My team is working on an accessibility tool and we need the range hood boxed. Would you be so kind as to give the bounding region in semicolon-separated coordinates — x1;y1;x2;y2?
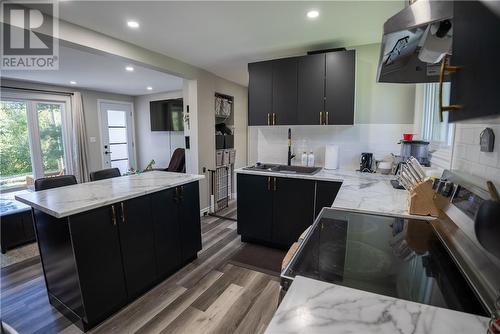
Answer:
377;0;453;83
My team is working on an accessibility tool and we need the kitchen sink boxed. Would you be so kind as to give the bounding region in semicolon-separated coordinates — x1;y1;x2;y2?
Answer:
243;164;321;175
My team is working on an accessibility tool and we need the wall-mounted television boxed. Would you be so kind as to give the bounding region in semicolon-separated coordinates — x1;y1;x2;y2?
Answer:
150;98;184;131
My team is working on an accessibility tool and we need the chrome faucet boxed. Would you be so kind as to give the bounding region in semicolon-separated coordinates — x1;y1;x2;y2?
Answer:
287;128;295;166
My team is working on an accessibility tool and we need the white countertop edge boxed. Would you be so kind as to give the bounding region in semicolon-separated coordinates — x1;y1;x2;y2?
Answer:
265;275;489;334
327;206;436;221
15;174;205;219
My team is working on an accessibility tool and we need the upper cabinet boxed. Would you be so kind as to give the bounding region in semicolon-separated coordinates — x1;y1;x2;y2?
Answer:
248;50;356;126
325;50;355;125
248;61;273;126
447;1;500;122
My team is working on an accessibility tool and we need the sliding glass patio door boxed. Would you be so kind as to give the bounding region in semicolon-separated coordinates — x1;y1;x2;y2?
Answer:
0;95;70;191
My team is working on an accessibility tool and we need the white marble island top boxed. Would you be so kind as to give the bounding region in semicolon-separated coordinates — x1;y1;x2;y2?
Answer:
236;168;434;220
265;276;489;334
15;171;204;218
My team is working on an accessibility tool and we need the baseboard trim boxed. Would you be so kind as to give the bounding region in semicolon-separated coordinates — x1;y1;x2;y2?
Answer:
200;206;210;217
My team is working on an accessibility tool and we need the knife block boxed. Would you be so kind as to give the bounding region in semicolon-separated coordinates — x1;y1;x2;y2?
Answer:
407;179;446;217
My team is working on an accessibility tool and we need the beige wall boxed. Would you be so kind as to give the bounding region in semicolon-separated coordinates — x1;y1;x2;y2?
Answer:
1;79;133;173
353;43;416;124
133;90;184;170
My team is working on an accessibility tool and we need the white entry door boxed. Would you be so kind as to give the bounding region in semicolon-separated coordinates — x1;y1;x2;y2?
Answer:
99;101;135;174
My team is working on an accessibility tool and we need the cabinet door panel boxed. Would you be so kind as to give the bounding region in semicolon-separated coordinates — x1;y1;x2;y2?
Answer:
69;206;127;322
248;61;273;126
449;1;500;122
237;174;273;242
118;196;157;298
298;54;325;125
178;182;202;262
272;57;298;125
151;188;181;278
315;181;342;218
272;177;315;248
325;50;355;125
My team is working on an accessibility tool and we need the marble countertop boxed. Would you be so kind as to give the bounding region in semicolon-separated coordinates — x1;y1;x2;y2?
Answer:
265;276;489;334
236;168;434;220
15;171;204;218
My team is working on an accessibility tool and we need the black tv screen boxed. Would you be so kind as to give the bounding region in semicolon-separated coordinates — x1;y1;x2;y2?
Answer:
150;98;184;131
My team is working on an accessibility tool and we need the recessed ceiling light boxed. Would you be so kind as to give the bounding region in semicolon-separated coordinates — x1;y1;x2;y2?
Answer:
307;10;319;19
147;86;153;90
125;66;134;72
127;20;139;28
69;81;77;85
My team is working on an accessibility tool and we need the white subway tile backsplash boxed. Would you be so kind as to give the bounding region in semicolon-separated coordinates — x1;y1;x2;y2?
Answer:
479;151;499;167
460;128;474;144
465;144;480;162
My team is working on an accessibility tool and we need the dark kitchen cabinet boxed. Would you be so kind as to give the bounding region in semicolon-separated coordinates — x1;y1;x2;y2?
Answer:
298;53;326;125
272;177;315;247
117;196;157;299
325;50;355;125
248;50;355;126
237;174;273;243
178;182;202;262
69;206;128;324
272;57;298;125
448;1;500;122
1;209;35;253
237;174;339;249
248;61;273;125
151;188;182;278
314;181;342;218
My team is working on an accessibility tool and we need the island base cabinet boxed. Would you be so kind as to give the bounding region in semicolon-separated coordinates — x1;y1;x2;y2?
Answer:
69;206;128;328
31;181;202;332
178;182;202;262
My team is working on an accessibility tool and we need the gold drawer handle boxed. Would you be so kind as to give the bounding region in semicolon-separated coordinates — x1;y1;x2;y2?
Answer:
267;176;271;191
111;205;116;226
272;113;276;125
325;112;329;125
267;113;270;126
120;202;125;224
439;55;462;122
319;111;323;125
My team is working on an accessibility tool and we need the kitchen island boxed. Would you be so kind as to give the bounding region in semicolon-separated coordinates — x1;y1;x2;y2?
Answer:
15;171;204;331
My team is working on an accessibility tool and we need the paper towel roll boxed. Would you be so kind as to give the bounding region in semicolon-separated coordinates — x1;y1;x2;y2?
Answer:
324;145;339;170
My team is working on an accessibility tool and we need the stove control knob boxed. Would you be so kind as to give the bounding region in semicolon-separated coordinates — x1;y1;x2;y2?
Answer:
441;182;454;197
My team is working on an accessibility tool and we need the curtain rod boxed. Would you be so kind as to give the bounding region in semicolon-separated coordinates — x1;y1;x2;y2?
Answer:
1;85;74;96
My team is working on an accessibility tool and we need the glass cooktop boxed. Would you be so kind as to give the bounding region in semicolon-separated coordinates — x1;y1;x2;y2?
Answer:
282;209;489;317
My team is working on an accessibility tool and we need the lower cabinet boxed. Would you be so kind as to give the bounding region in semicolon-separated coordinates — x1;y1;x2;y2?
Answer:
1;209;36;253
34;181;201;331
315;181;342;217
237;174;340;249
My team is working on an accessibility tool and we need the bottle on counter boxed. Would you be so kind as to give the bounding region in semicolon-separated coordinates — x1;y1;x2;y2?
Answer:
307;151;315;167
301;152;308;166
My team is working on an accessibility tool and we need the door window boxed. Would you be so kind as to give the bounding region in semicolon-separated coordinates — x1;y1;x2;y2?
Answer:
0;97;69;191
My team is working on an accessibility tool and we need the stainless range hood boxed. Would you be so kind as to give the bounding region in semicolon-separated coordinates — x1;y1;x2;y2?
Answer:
377;0;453;83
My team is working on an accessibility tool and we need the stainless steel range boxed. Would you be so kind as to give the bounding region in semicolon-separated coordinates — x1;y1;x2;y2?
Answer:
281;170;500;318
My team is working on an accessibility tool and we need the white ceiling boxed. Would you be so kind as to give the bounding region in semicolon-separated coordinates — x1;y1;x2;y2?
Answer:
2;45;184;96
54;1;404;86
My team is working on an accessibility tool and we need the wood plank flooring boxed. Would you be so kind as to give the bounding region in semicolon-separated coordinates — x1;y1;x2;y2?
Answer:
0;202;282;334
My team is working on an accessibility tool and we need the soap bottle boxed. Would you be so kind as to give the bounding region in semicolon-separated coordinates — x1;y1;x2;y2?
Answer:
307;151;315;167
301;152;308;166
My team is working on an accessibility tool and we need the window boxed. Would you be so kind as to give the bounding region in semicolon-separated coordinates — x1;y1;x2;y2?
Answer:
0;93;70;191
421;82;453;146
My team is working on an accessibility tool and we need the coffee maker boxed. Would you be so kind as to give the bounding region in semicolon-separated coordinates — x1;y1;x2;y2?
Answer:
359;153;374;173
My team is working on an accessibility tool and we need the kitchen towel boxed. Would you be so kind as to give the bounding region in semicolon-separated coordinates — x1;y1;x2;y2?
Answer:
324;144;340;170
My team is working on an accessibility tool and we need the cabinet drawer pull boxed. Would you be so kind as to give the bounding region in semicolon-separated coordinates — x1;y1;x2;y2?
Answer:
120;202;125;224
325;112;329;125
273;177;277;191
268;177;271;191
439;55;462;122
319;112;323;125
111;205;116;226
272;113;276;125
267;113;270;126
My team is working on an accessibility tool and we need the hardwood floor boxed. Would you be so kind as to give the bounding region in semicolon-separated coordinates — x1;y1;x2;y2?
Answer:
0;202;281;334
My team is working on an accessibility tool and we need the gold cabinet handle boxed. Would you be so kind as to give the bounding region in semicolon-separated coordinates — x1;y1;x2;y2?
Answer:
111;205;116;226
325;112;329;125
319;111;323;125
267;176;271;191
439;55;462;122
120;202;125;224
273;177;277;191
267;113;270;126
272;113;276;125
